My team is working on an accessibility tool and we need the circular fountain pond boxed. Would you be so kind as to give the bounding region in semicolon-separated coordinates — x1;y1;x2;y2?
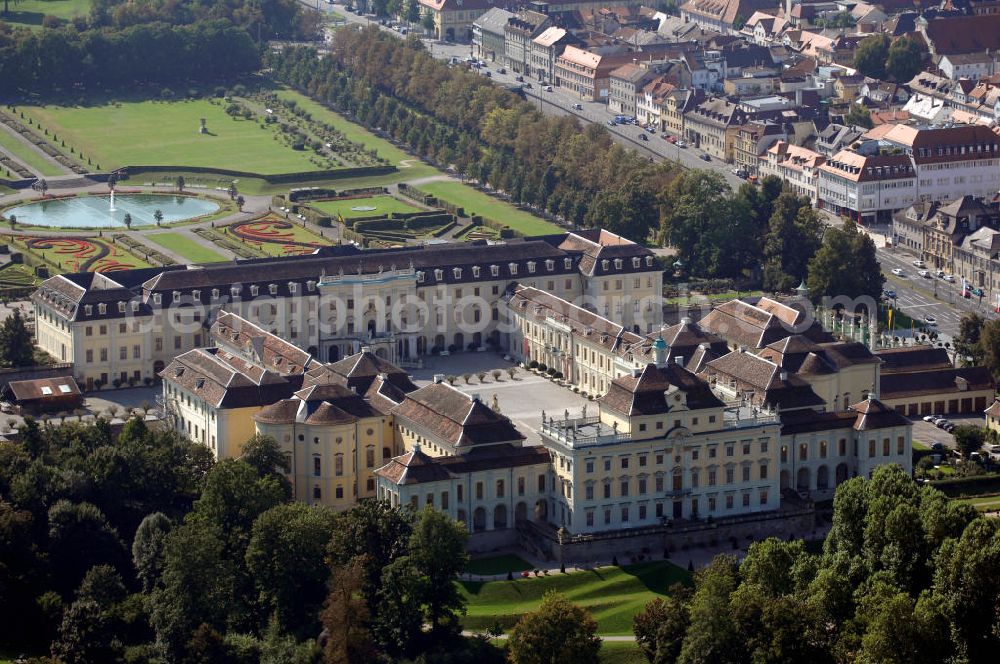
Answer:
3;194;220;229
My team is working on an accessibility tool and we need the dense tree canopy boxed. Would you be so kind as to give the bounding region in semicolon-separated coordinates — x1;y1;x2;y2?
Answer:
634;466;996;663
807;221;884;305
853;34;890;80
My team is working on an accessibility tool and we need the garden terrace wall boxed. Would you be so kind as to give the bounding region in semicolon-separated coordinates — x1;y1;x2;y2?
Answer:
121;164;396;184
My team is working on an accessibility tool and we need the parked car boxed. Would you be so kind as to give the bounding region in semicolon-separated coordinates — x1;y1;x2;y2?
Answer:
646;125;656;133
676;140;687;148
543;84;553;92
483;70;491;77
936;269;945;277
884;289;897;299
936;419;951;429
943;274;955;282
919;269;930;278
607;120;617;126
913;260;926;268
924;315;937;325
639;133;648;141
931;442;945;452
699;153;711;161
891;268;904;276
667;135;677;143
572;103;583;110
943;422;956;433
498;67;506;74
922;414;939;422
972;287;984;297
515;75;524;82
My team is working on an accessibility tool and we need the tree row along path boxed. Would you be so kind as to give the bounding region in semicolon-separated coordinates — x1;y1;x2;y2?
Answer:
0;121;74;178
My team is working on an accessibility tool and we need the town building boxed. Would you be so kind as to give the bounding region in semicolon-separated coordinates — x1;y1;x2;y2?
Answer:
892;195;1000;293
759;141;825;204
555;46;637;101
683;96;748;162
530;27;579;83
608;63;657;117
734;120;787;176
472;7;514;63
504;10;550;75
680;0;778;34
32;232;663;389
817;151;917;224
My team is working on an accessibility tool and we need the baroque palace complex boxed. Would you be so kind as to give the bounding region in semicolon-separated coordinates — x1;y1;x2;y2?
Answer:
30;230;911;556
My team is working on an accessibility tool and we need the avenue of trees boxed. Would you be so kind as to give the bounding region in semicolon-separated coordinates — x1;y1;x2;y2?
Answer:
0;420;483;663
632;465;1000;664
268;30;675;242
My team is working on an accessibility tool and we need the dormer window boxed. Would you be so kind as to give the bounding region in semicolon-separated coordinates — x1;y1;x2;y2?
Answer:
192;290;201;302
528;261;536;274
564;258;572;269
130;301;139;312
646;255;654;267
211;288;220;300
118;302;126;313
417;271;426;283
509;263;518;275
453;267;462;279
472;266;481;278
614;258;623;269
632;257;640;268
98;303;106;314
491;264;500;277
172;291;181;302
307;280;316;291
250;285;259;296
288;282;297;293
601;259;609;271
84;305;93;316
230;285;241;296
545;259;554;271
268;284;278;295
434;269;443;281
153;294;162;305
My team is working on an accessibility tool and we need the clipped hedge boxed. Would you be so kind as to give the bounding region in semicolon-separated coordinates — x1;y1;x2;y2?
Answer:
929;474;1000;498
122;164;396;184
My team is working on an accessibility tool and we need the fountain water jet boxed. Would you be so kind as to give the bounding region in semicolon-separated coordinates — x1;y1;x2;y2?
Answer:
108;189;116;213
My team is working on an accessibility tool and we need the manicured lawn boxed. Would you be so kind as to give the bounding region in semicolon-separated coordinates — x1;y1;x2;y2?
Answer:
0;126;67;177
600;641;646;664
147;232;227;264
310;195;422;220
460;561;691;635
24;99;329;175
416;181;560;237
0;0;90;27
225;216;333;257
0;263;41;288
958;494;1000;512
466;554;534;576
274;90;439;181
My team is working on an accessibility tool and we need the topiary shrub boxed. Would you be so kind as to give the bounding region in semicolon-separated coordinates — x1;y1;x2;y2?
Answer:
528;360;539;369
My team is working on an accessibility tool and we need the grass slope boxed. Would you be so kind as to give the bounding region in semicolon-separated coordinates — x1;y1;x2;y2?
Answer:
147;232;227;263
958;494;1000;512
24;99;326;175
309;195;422;220
600;642;647;664
460;561;691;635
0;126;66;177
417;181;560;237
466;554;534;576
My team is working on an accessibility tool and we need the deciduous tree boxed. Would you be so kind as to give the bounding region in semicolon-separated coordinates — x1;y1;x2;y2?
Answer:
507;592;601;664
